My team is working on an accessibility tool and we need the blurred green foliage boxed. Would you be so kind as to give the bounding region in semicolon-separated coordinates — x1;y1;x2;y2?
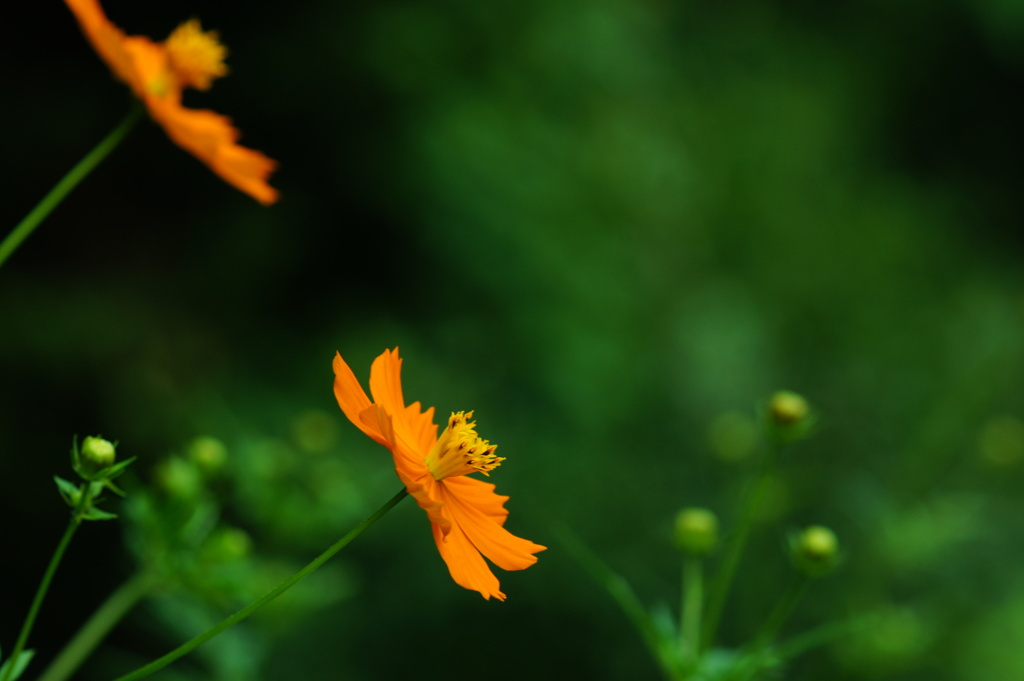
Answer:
2;0;1023;679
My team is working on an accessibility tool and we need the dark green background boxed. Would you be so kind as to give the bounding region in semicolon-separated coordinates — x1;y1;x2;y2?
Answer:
2;1;1023;679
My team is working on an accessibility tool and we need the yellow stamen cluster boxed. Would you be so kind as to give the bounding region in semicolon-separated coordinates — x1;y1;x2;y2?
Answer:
165;19;228;91
425;411;505;481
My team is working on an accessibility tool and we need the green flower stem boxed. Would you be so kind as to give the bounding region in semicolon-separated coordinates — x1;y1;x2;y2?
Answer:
109;488;410;681
0;485;97;681
37;571;158;681
0;104;144;272
680;557;703;663
749;576;809;650
701;440;782;651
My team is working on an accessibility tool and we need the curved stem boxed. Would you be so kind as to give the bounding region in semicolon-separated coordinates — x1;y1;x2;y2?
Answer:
0;488;94;681
750;576;809;650
701;440;782;651
109;488;409;681
0;104;144;271
36;571;158;681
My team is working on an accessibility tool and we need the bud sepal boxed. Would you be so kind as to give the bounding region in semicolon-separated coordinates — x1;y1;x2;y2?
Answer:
71;436;135;489
58;436;136;521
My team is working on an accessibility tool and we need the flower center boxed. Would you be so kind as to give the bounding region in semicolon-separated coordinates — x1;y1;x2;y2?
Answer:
164;19;228;91
425;411;505;481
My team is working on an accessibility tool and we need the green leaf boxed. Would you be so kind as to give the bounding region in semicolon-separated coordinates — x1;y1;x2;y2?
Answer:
81;507;118;522
53;476;80;506
0;649;35;681
101;478;127;497
104;456;137;479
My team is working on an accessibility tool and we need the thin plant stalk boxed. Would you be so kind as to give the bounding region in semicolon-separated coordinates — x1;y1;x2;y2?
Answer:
680;557;703;663
0;104;144;271
0;487;96;681
749;576;810;651
110;488;409;681
36;571;158;681
701;440;782;651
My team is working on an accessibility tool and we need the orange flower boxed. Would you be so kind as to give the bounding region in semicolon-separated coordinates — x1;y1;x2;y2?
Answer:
333;348;545;600
64;0;278;205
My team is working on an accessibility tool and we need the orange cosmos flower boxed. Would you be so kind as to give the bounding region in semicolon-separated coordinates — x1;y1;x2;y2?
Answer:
333;348;546;600
64;0;278;205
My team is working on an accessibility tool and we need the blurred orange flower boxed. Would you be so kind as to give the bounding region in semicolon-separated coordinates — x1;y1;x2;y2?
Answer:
333;348;545;600
64;0;278;205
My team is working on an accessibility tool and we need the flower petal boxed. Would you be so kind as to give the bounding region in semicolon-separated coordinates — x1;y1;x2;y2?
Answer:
368;347;405;413
403;472;450;533
64;0;141;93
442;475;509;526
403;401;438;455
431;520;506;601
367;348;437;472
146;100;279;205
439;481;546;572
333;352;386;446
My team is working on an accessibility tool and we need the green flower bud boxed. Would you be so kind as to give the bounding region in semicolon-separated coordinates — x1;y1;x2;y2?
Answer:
674;507;719;557
188;436;228;474
709;411;758;462
78;436;116;478
157;456;203;499
202;526;253;564
767;391;815;442
791;525;840;577
770;391;809;425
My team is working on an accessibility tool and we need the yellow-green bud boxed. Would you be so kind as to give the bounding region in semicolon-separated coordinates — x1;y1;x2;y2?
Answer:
188;436;227;474
791;525;840;577
674;508;719;556
79;436;116;477
157;457;202;499
202;526;253;564
770;391;809;425
767;390;815;443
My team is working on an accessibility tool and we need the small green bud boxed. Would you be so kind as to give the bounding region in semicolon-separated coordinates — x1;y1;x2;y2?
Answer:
769;391;809;425
791;525;840;577
674;507;719;556
157;457;203;499
767;390;815;442
78;436;116;478
188;436;228;474
202;526;253;564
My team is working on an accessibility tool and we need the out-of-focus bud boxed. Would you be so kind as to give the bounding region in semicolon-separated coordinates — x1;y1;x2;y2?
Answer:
188;436;228;475
674;507;719;557
157;456;202;499
202;526;253;564
768;391;814;442
770;391;808;425
791;525;840;577
709;411;758;462
292;410;340;454
978;415;1024;467
78;436;117;478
